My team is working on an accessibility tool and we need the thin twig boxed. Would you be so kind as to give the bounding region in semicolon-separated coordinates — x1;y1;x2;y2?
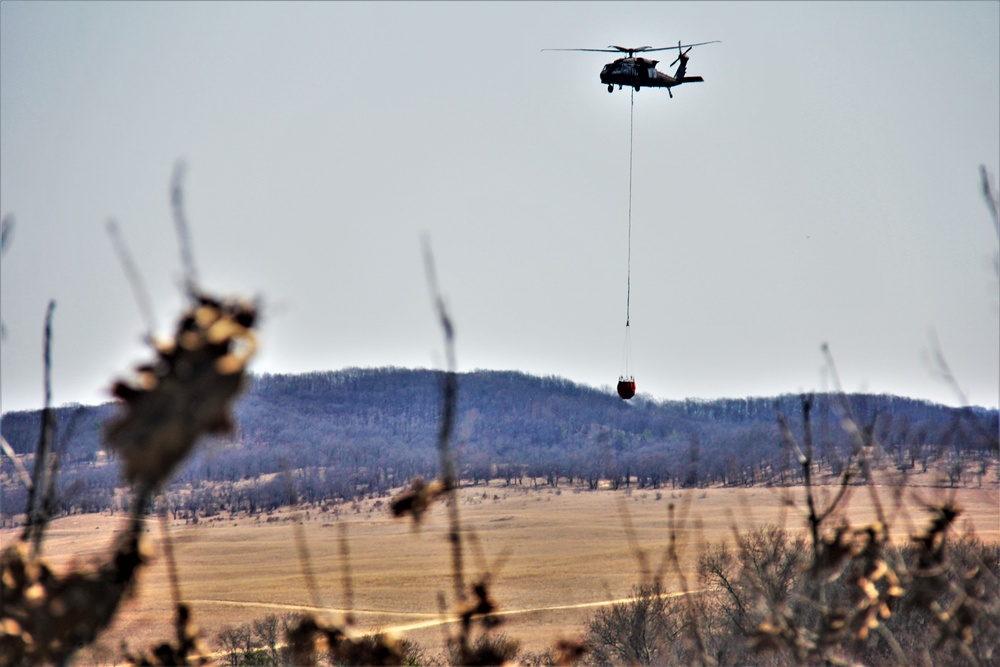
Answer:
277;462;322;609
338;523;356;625
821;344;889;526
294;516;321;610
820;343;863;445
22;300;56;555
0;215;11;339
666;501;708;665
925;332;999;457
422;237;465;608
159;501;183;612
170;161;199;294
1;436;33;491
654;489;693;586
466;530;512;587
980;165;999;240
35;406;85;544
617;495;652;585
815;470;853;526
874;622;908;667
788;397;818;556
0;214;13;254
926;330;971;408
436;591;452;658
280;467;322;610
106;219;158;338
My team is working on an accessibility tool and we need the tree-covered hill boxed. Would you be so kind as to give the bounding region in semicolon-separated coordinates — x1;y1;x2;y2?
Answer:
2;367;996;521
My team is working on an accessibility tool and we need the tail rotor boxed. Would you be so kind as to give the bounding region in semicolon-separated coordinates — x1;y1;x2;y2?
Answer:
670;40;693;66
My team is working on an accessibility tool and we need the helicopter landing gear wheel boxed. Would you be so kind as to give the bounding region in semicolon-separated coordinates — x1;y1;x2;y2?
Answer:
608;84;614;93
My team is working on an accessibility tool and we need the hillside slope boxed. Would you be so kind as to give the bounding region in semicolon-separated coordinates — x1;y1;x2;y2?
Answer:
2;367;996;521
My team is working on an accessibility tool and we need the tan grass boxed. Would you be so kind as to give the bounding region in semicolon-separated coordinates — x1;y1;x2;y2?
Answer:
5;472;997;660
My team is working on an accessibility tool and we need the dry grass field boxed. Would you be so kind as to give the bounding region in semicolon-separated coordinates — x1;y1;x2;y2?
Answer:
5;466;996;663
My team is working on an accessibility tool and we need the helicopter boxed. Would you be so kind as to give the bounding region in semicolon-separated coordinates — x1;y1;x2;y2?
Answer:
543;42;719;97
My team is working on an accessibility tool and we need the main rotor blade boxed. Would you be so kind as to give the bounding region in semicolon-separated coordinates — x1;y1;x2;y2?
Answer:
609;45;652;53
541;48;621;53
542;40;719;54
635;40;721;53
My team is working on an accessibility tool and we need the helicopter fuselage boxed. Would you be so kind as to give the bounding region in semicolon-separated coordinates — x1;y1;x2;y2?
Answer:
601;57;667;87
600;56;703;94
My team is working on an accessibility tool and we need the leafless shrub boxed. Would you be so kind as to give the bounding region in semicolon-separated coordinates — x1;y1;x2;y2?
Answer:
584;584;692;666
701;400;995;667
452;631;521;666
1;165;258;665
582;361;997;667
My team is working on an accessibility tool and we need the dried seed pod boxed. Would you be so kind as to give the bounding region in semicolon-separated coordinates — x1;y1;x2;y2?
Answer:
284;614;322;666
553;638;588;666
389;477;450;524
814;524;855;581
283;613;405;666
104;292;258;490
750;616;793;654
123;604;209;666
816;609;850;647
329;630;406;666
459;580;498;633
910;503;962;607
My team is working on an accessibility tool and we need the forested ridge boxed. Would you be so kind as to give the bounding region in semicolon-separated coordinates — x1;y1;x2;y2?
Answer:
2;367;997;523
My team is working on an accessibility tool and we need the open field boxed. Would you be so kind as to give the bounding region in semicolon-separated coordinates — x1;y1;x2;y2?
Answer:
5;469;998;662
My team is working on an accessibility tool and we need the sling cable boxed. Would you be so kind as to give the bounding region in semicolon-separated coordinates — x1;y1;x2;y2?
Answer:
617;89;637;400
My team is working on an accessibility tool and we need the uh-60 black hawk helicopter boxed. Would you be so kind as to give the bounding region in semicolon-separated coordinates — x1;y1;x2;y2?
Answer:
544;41;719;97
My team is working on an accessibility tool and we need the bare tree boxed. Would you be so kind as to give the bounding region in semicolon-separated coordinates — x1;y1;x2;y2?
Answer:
253;615;280;665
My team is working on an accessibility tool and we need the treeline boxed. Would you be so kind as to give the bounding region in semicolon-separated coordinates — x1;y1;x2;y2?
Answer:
2;368;997;523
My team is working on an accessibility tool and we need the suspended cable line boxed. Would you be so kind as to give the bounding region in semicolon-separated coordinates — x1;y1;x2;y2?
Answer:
626;87;634;329
617;88;637;401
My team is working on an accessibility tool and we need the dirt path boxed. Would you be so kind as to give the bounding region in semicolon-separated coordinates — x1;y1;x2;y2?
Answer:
386;589;704;633
187;598;437;618
188;588;704;634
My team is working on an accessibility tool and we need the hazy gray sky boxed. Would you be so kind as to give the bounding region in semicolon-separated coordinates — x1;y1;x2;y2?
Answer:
2;1;998;413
